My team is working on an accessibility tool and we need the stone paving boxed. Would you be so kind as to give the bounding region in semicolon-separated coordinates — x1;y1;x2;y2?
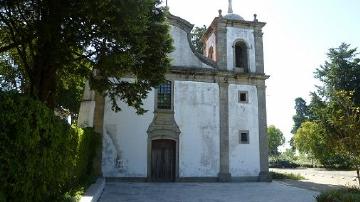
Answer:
98;182;318;202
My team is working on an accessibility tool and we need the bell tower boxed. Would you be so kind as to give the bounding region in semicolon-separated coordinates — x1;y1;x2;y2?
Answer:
202;1;265;74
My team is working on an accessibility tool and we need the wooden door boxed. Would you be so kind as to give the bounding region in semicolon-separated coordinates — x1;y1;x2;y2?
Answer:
151;139;176;182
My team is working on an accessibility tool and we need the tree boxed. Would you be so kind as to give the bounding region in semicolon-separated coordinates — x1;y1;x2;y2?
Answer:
267;125;285;156
294;121;352;168
0;0;173;114
308;43;360;184
291;97;310;134
190;25;207;54
314;43;360;104
294;121;324;165
312;91;360;184
290;97;311;151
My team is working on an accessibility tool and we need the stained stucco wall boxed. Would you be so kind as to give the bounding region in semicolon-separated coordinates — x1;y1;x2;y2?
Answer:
77;81;95;127
205;32;216;60
169;25;212;68
102;90;155;177
226;27;256;72
228;84;260;176
174;81;220;177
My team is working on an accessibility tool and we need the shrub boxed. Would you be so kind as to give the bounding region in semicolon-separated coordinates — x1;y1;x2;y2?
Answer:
316;187;360;202
0;91;99;201
269;155;300;168
269;171;305;180
73;127;100;186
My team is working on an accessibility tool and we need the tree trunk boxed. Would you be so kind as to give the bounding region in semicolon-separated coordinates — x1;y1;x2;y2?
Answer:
27;0;62;109
30;53;57;109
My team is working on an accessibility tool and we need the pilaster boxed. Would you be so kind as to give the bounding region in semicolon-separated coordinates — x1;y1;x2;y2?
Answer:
218;81;231;182
93;92;105;177
254;27;265;74
256;83;271;181
216;21;228;70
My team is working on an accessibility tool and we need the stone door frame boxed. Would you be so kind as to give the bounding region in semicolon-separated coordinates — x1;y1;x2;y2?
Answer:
147;134;179;181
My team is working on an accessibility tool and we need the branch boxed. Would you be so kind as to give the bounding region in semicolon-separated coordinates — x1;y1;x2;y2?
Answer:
73;50;97;62
0;42;20;53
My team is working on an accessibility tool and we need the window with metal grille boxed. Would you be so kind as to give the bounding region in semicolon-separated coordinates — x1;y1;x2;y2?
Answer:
157;81;172;109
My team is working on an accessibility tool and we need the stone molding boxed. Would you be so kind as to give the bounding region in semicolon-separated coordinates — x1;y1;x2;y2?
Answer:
147;111;181;139
167;67;269;86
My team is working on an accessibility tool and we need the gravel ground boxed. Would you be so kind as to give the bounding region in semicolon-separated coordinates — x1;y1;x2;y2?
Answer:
271;168;360;190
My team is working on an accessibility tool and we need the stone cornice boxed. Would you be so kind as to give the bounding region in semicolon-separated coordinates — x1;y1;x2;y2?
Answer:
167;66;269;85
202;16;266;42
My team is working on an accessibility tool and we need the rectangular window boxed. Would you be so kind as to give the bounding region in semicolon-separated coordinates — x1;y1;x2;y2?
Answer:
157;81;172;109
239;130;249;144
238;91;248;103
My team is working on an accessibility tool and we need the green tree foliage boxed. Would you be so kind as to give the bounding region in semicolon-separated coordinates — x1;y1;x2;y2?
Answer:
294;122;323;155
312;91;360;184
290;97;311;151
314;43;360;104
291;97;310;134
313;44;360;182
0;0;173;114
267;125;285;156
0;91;99;201
295;121;351;168
190;25;207;54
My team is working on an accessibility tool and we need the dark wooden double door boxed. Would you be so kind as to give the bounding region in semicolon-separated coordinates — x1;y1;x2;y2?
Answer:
151;139;176;182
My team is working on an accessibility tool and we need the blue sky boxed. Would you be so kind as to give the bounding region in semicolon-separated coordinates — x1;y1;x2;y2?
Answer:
166;0;360;148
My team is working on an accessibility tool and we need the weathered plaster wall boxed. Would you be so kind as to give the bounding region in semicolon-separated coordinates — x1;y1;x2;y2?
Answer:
205;32;216;60
169;25;212;68
226;27;256;72
174;81;220;177
78;101;95;127
102;90;155;177
78;81;96;127
228;84;260;176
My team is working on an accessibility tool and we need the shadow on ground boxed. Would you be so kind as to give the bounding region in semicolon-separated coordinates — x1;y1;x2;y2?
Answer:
277;179;345;192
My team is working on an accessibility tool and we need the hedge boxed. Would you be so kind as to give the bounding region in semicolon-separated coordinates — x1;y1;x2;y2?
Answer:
0;91;99;201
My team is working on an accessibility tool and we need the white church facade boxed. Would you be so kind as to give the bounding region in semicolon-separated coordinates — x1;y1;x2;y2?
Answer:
78;3;270;182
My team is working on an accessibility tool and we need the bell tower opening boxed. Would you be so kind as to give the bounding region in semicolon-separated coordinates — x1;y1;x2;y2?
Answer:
234;41;248;71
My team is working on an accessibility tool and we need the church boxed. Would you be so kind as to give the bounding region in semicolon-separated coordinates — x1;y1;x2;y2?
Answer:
78;1;270;182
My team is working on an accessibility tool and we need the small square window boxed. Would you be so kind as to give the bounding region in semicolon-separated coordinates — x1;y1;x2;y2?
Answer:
238;91;248;103
239;131;249;144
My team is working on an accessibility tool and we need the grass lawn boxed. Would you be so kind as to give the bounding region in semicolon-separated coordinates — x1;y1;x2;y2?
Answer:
316;187;360;202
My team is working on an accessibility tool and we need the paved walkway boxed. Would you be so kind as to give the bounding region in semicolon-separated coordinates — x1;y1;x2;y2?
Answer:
99;182;318;202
